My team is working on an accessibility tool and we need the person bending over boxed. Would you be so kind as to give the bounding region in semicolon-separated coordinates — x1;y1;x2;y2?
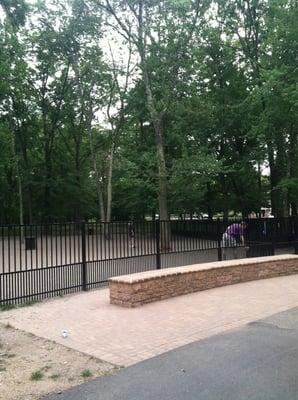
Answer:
221;221;247;260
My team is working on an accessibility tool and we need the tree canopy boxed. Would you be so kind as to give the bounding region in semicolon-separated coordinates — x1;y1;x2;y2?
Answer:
0;0;297;223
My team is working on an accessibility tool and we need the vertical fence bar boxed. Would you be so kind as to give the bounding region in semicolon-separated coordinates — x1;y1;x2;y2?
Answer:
217;236;222;261
217;220;222;261
156;220;161;269
81;221;87;291
1;226;3;303
271;218;276;256
294;216;298;255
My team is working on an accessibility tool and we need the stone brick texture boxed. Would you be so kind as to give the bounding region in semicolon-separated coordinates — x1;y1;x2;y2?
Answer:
109;255;298;307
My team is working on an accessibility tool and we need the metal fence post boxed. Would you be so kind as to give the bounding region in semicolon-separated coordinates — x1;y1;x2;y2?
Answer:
81;221;87;291
0;274;2;305
271;218;276;256
217;236;222;261
217;219;222;261
295;216;298;255
155;219;161;269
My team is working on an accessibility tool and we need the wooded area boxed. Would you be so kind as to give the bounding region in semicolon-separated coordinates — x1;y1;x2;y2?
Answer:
0;0;297;223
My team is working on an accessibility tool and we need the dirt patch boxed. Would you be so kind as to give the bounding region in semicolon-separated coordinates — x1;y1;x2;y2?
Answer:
0;323;118;400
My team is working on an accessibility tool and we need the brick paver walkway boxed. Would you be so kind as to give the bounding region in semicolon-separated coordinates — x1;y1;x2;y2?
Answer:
1;275;298;366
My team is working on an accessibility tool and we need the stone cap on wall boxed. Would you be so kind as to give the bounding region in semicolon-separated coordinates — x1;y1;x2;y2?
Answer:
109;254;298;284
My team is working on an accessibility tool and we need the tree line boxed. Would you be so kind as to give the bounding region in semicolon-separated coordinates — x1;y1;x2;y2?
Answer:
0;0;297;224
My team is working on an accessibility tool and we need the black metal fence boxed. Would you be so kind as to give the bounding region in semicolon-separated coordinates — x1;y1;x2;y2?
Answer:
1;217;297;305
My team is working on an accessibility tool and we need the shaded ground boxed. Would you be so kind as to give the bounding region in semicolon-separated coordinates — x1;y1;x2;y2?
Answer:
0;324;117;400
45;307;298;400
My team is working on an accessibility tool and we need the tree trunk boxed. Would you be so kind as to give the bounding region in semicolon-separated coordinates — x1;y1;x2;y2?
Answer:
44;148;52;222
88;128;105;222
104;142;116;239
206;183;213;220
106;142;115;224
75;144;82;221
10;132;24;240
141;99;169;248
141;68;170;249
154;120;169;222
271;132;288;217
17;165;24;242
220;174;229;219
27;192;33;224
137;1;169;249
154;123;170;250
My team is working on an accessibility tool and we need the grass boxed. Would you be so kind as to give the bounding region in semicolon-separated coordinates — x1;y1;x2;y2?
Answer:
30;370;44;381
1;352;16;358
81;369;93;378
0;300;40;312
0;304;16;311
50;373;61;381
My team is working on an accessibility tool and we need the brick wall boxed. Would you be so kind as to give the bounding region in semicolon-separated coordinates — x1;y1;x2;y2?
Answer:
109;255;298;307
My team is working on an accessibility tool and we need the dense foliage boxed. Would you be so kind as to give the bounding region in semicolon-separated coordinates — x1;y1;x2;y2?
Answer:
0;0;297;223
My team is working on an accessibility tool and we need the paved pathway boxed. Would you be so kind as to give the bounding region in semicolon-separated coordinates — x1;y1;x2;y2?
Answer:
45;306;298;400
1;275;298;366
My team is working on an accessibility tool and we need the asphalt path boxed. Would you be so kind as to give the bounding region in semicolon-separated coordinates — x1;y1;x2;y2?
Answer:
45;306;298;400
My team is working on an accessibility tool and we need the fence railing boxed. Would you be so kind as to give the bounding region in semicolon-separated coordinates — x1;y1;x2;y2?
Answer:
1;217;297;305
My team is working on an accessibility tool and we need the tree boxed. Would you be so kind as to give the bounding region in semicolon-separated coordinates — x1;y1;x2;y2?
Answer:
217;0;298;216
1;0;297;223
0;0;28;26
97;0;210;247
0;0;31;226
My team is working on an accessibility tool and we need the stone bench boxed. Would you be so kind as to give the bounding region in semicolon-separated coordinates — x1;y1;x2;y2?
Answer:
109;254;298;307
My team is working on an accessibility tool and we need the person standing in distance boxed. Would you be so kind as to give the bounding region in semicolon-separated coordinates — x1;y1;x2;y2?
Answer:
128;219;135;248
